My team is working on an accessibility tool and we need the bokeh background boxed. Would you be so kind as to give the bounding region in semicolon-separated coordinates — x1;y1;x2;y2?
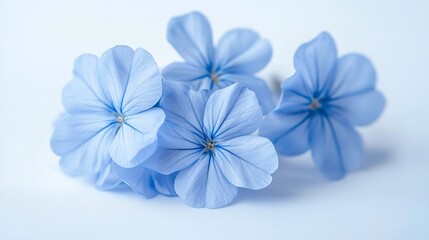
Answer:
1;0;428;239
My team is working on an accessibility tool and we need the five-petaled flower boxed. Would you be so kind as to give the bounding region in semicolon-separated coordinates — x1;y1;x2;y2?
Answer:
144;82;279;208
260;32;385;179
163;11;274;113
50;45;174;194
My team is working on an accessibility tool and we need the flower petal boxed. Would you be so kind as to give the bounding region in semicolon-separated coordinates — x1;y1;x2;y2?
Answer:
308;114;364;179
215;136;278;190
51;113;114;156
110;108;165;168
111;162;159;198
259;112;310;156
144;143;204;175
215;29;272;74
279;74;313;112
328;90;385;126
204;83;263;141
159;82;208;141
174;154;238;208
121;48;162;115
62;54;113;113
97;45;135;112
152;172;177;197
162;62;209;82
94;163;123;190
57;122;117;175
219;74;274;114
293;32;338;95
167;11;214;68
259;74;313;155
329;54;377;98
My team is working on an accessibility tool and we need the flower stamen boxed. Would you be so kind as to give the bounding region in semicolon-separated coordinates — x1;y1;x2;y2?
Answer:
117;114;125;123
210;72;219;84
309;99;321;110
205;140;216;151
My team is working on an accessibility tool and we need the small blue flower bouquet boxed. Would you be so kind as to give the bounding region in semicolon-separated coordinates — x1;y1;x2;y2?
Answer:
51;11;385;208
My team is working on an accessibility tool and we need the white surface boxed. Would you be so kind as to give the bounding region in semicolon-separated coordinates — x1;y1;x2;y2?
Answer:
1;0;428;239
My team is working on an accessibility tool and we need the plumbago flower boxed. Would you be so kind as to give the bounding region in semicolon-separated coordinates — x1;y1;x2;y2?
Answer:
260;32;385;179
163;11;274;113
51;45;175;196
144;82;278;208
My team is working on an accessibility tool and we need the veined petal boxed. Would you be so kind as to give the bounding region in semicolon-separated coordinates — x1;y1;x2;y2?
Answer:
160;82;208;139
51;113;114;155
97;46;135;112
215;136;278;190
329;54;377;98
152;172;177;196
260;74;312;155
162;62;209;82
63;54;112;113
293;32;338;95
94;163;123;190
110;108;165;168
215;29;272;74
259;112;311;156
167;11;214;68
111;162;159;198
121;48;162;115
204;83;263;141
144;147;204;175
327;90;385;126
58;123;117;175
279;74;313;113
219;74;274;114
174;154;238;208
308;113;364;180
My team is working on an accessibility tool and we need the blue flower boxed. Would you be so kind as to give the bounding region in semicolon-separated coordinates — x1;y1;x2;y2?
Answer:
50;45;171;193
163;11;274;114
144;82;278;208
259;32;385;180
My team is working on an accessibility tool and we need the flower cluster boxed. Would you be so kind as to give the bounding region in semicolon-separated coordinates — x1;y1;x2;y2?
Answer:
51;11;385;208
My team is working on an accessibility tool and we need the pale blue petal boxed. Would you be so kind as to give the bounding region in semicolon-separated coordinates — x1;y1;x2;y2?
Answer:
111;162;158;198
308;114;364;180
94;163;123;190
62;54;112;113
328;90;385;126
51;113;114;155
219;74;274;114
259;112;310;156
159;82;208;140
167;11;214;68
279;74;313;112
293;32;337;95
215;29;272;74
144;146;204;175
121;48;162;115
57;122;117;175
162;62;209;82
110;108;165;168
215;136;277;189
204;83;262;141
261;74;312;155
174;154;238;208
97;45;134;112
329;54;377;98
152;172;177;197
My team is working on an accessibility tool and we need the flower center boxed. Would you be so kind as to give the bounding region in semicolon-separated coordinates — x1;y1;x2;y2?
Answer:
117;114;125;123
205;140;216;151
210;72;219;84
309;99;321;110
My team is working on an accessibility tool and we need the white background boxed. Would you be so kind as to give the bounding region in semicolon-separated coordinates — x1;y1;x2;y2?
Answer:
1;0;428;239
